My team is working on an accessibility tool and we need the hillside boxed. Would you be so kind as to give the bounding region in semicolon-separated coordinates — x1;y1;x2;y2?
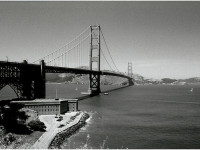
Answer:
178;77;200;84
133;74;200;85
162;78;177;84
46;73;75;83
46;72;200;85
46;73;128;85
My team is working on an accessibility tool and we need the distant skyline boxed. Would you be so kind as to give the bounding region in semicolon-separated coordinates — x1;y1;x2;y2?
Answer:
0;1;200;79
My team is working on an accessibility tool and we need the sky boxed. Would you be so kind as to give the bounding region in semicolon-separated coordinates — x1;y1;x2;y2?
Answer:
0;1;200;79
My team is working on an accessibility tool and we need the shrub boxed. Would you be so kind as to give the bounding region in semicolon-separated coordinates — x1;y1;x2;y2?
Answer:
28;120;46;131
1;103;30;133
3;133;16;146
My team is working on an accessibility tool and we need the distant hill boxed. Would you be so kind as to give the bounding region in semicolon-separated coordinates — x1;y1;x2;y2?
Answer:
46;66;129;85
178;77;200;84
46;71;200;85
161;78;177;84
46;73;128;85
133;74;200;85
46;73;75;83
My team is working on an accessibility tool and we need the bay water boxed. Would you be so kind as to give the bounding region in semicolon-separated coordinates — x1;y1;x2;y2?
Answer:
0;84;200;148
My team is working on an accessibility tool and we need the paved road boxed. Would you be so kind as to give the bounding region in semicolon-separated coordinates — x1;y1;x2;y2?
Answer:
32;112;83;149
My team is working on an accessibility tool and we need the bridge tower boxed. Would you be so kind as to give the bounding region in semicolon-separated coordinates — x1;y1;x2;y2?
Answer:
128;62;133;78
88;25;101;95
128;62;134;86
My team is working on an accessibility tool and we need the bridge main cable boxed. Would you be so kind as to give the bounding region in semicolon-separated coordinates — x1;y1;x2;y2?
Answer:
100;29;120;72
45;34;90;66
32;26;91;65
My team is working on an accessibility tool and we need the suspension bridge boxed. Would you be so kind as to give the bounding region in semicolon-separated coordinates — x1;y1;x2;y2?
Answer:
0;25;134;100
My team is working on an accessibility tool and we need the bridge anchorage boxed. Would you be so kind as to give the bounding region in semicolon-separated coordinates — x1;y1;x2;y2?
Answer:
0;25;134;100
0;60;45;100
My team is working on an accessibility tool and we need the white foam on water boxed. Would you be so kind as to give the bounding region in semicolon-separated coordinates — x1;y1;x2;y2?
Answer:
85;116;92;123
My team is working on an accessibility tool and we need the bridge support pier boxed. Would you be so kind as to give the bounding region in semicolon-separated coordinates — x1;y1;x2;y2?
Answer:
20;60;46;99
34;60;46;98
128;78;134;86
89;73;101;96
19;60;46;99
21;60;33;99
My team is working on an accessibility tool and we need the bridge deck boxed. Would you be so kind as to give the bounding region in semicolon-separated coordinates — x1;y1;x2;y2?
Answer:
45;66;132;80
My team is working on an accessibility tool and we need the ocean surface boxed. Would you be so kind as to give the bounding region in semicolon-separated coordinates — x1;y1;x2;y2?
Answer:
1;84;200;148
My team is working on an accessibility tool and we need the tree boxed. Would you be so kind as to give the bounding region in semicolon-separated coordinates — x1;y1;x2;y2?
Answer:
28;120;46;131
1;103;31;134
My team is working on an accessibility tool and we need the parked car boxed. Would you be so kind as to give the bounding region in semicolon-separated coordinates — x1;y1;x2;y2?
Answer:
56;118;62;121
58;124;65;128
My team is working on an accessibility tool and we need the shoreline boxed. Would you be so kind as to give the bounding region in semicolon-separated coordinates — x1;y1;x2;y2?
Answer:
75;85;130;101
0;85;129;149
46;86;130;149
49;112;89;149
31;112;89;149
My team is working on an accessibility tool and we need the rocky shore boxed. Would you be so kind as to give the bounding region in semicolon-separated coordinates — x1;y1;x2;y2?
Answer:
49;113;89;149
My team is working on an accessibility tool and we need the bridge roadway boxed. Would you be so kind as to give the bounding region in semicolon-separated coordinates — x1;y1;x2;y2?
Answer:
0;61;132;80
45;65;132;80
0;61;133;99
